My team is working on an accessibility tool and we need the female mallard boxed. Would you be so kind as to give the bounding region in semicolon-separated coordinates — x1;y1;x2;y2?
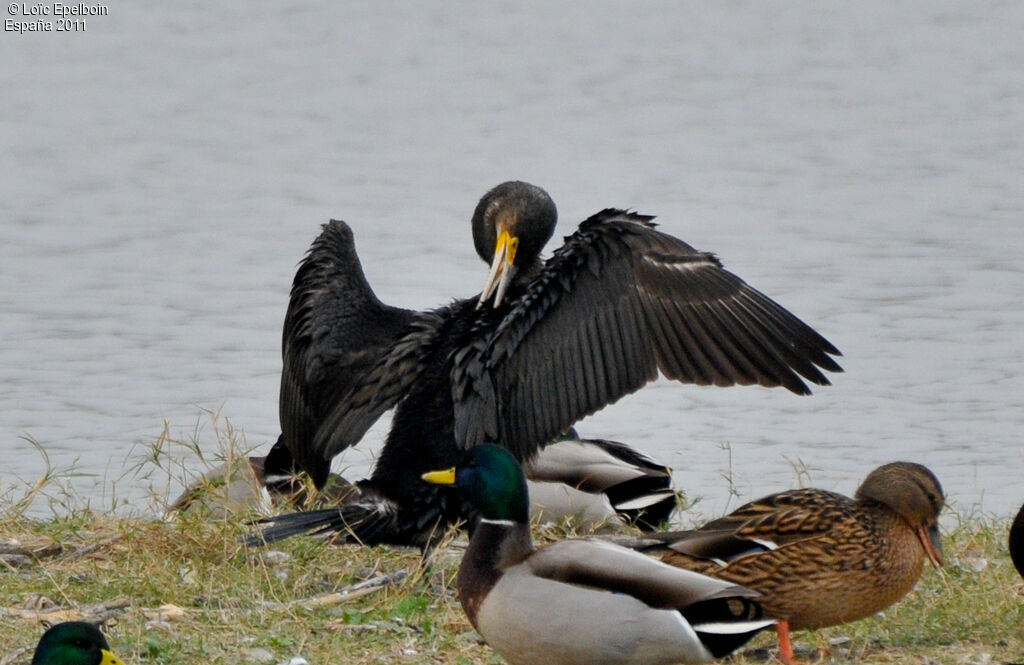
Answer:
620;462;944;665
1009;502;1024;579
32;621;125;665
422;444;774;665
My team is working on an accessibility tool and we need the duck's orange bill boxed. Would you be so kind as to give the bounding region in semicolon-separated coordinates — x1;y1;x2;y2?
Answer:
918;524;943;568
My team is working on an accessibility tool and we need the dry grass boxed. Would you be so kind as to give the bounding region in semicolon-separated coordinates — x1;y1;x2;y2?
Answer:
3;421;1024;664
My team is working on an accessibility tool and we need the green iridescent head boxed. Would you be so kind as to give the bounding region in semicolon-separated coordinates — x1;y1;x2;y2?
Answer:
32;622;125;665
422;444;529;523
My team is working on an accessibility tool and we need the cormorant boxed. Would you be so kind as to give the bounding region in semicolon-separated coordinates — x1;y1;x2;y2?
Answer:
252;181;841;547
1010;502;1024;579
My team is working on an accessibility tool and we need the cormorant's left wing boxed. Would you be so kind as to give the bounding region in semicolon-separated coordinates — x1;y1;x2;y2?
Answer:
281;220;442;486
452;210;841;459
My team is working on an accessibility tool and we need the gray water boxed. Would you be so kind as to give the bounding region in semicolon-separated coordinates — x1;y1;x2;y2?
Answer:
2;2;1022;519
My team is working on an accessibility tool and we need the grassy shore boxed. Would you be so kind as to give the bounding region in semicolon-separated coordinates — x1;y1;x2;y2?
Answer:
2;427;1023;664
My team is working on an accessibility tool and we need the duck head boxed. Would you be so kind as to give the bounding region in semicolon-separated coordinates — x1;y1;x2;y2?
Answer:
31;621;125;665
422;444;530;524
857;461;945;568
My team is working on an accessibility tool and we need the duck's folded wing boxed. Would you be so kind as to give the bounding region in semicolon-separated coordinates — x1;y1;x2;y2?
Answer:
522;437;670;492
526;538;758;609
696;489;854;549
453;210;842;458
281;220;441;480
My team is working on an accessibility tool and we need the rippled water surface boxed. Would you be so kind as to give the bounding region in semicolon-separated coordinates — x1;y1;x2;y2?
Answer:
2;2;1022;518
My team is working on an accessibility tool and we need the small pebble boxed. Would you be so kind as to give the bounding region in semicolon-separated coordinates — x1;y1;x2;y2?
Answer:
143;604;186;622
179;566;198;585
961;556;988;573
263;550;292;566
239;647;275;664
23;594;58;610
145;619;174;632
0;553;33;567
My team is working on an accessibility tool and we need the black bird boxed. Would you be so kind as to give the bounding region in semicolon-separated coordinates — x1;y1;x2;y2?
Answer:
1010;502;1024;579
253;181;842;548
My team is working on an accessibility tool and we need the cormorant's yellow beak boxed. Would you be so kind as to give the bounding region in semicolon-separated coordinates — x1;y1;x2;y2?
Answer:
101;649;127;665
477;229;519;309
919;523;944;568
421;467;457;485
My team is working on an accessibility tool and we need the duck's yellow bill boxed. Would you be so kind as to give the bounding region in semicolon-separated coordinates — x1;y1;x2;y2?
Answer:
477;229;519;308
421;468;456;485
102;649;126;665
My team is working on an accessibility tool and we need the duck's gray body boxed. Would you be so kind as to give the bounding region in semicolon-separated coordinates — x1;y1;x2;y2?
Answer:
463;522;773;665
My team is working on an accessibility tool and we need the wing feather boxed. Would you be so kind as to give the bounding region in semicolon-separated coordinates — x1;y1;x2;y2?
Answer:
453;210;841;458
280;221;440;483
528;539;758;608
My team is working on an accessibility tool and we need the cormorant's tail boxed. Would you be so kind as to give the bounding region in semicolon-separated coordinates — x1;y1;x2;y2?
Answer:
244;499;400;547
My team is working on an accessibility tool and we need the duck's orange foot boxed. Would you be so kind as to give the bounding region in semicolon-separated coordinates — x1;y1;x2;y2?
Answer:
775;621;800;665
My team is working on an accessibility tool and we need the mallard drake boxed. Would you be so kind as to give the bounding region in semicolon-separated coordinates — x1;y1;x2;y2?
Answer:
252;181;840;547
1009;502;1024;579
616;462;944;665
422;444;774;665
31;621;125;665
524;429;676;529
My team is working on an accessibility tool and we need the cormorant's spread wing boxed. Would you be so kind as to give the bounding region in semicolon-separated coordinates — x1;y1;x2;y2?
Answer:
281;220;440;484
453;210;842;458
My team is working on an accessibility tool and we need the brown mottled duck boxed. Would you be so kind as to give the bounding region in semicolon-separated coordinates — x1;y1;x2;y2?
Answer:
616;462;944;665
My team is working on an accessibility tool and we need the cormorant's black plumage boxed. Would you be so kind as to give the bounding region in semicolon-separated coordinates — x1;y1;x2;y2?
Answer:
1010;502;1024;579
255;181;842;548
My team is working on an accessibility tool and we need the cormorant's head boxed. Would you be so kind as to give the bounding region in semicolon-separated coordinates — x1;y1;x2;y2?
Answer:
421;444;529;524
471;181;557;308
31;621;125;665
